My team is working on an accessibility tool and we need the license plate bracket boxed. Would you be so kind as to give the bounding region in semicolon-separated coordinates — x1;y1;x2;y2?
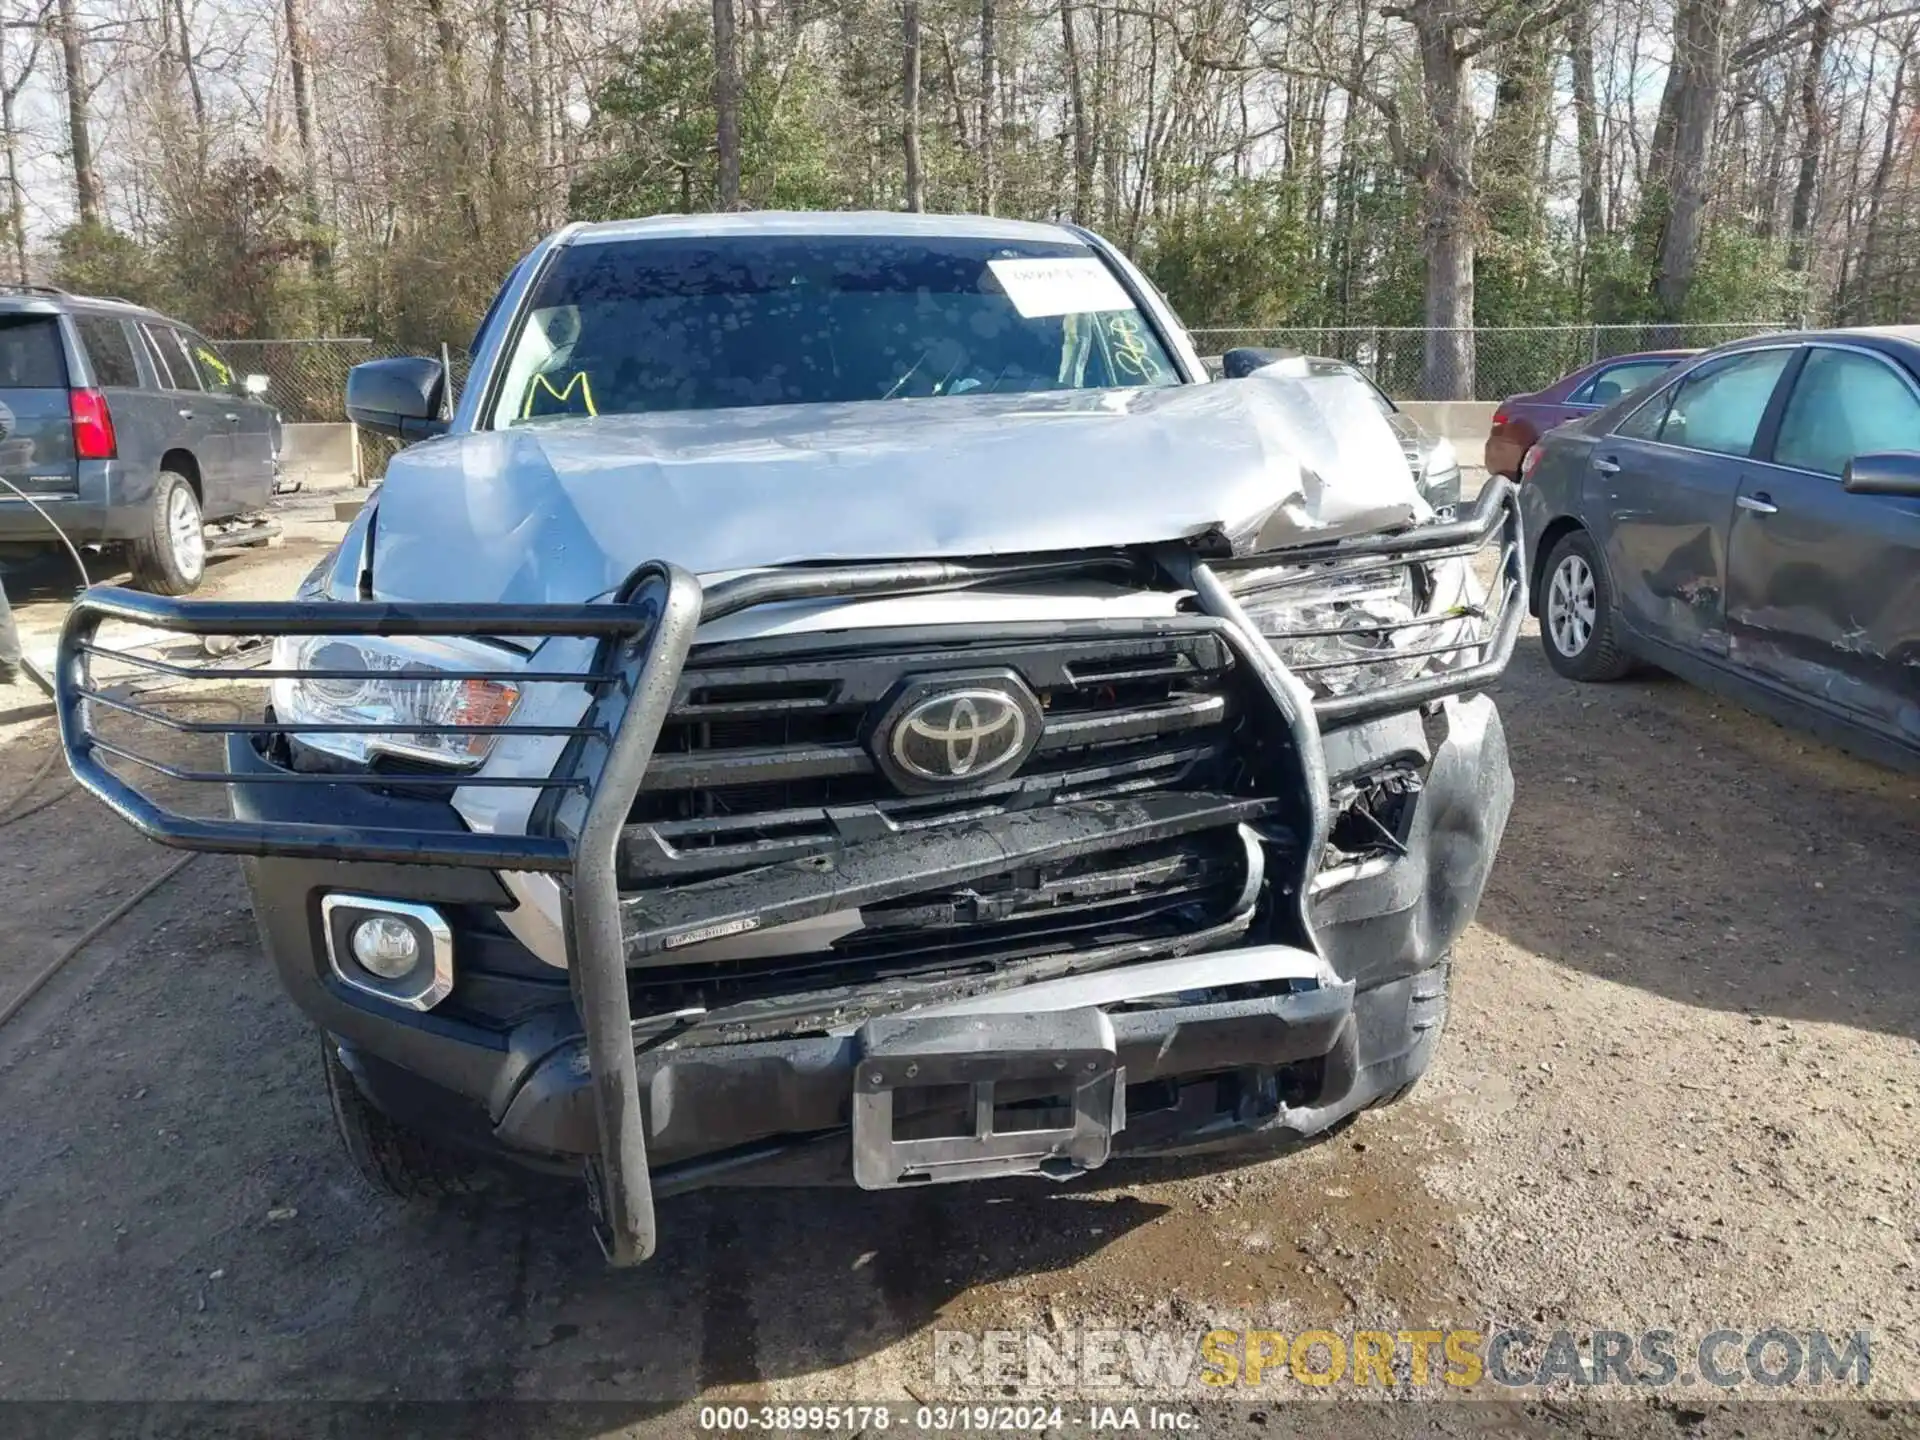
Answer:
851;1007;1124;1189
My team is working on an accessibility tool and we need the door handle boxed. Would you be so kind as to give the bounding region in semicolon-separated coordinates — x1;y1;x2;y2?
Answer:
224;412;240;422
177;407;195;420
1736;493;1778;515
1593;455;1621;475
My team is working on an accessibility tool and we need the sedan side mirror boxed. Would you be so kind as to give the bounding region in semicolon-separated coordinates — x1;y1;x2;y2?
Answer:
244;373;270;397
1220;346;1291;380
1841;451;1920;497
346;357;448;441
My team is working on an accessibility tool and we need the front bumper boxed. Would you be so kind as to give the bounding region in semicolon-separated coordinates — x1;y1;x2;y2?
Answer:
56;484;1524;1265
245;690;1506;1186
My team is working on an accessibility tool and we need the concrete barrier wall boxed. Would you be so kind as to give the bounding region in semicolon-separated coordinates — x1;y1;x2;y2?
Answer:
279;422;360;488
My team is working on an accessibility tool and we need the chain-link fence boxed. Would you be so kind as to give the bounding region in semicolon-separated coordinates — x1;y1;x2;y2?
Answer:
1186;322;1792;401
219;338;471;424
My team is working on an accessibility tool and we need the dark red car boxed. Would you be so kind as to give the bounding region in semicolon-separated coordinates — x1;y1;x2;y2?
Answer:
1486;350;1696;479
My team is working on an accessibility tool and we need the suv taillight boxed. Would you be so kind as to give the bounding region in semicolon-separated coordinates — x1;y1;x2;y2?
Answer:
1520;444;1544;481
1491;409;1509;429
70;388;117;460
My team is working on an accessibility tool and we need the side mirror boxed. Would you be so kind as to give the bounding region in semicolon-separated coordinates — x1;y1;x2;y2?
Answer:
1841;451;1920;497
1220;346;1290;379
244;373;270;397
345;356;448;441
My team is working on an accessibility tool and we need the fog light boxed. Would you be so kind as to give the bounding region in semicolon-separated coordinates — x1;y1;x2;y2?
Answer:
351;915;421;978
322;896;453;1011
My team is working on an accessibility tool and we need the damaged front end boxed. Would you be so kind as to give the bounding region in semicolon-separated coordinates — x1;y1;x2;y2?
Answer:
54;481;1521;1267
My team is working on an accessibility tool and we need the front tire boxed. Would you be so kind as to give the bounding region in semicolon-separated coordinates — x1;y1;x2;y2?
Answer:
320;1035;496;1201
1540;529;1632;681
128;471;207;595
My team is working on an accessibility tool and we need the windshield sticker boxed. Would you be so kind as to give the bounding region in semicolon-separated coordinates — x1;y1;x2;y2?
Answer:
523;370;598;419
195;347;233;387
988;257;1134;319
1107;315;1161;380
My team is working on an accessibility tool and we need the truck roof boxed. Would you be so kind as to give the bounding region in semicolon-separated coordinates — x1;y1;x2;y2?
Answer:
566;210;1089;248
0;286;163;320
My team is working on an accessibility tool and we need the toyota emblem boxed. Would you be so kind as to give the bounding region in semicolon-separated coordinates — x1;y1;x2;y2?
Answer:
884;683;1038;787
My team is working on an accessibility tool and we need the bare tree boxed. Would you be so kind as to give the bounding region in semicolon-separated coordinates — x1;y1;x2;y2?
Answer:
1568;2;1605;242
283;0;326;272
0;0;47;280
978;0;994;213
55;0;99;227
903;0;924;210
1787;0;1836;272
713;0;741;208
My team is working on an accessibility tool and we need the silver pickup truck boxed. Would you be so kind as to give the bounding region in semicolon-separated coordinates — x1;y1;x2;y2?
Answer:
56;212;1520;1266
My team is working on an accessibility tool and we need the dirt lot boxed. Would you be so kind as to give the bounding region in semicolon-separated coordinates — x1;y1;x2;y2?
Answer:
0;500;1915;1435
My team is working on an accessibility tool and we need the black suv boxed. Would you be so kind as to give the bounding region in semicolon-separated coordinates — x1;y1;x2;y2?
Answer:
0;287;281;593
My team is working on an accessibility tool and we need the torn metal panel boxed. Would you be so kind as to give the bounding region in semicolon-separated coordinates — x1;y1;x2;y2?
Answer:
365;374;1423;607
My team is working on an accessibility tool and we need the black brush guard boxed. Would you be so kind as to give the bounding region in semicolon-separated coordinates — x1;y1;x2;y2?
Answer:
53;481;1522;1266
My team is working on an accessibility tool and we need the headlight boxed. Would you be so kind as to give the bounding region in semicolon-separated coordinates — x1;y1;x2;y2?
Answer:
1425;436;1459;479
270;636;523;769
1229;556;1485;697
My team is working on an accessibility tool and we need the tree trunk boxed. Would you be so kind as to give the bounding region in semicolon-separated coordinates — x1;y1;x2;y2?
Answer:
1060;0;1093;223
1855;45;1911;317
1568;3;1605;241
485;0;512;226
1651;0;1729;317
712;0;742;208
2;87;24;283
55;0;100;229
1414;12;1474;399
1786;0;1834;273
423;0;482;238
939;28;968;145
902;0;924;210
171;0;207;172
978;0;995;213
283;0;328;274
527;0;549;226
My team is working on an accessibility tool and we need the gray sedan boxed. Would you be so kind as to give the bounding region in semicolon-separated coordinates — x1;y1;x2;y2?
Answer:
1519;327;1920;771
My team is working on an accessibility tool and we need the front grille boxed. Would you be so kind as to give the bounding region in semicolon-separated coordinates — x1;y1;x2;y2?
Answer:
616;826;1263;1015
621;625;1251;884
616;622;1280;997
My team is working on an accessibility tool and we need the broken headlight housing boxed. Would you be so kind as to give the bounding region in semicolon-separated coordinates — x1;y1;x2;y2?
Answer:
270;636;524;769
1227;555;1487;697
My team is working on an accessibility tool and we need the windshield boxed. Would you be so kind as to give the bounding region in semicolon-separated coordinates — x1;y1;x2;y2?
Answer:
487;233;1181;427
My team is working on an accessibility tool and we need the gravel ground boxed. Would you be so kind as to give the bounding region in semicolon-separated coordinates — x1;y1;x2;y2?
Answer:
0;501;1914;1436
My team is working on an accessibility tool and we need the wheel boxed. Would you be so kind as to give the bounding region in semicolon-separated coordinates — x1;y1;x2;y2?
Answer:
1539;529;1633;681
128;471;207;595
320;1035;497;1200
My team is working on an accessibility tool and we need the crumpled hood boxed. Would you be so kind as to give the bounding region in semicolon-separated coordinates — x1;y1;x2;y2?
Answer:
365;374;1420;605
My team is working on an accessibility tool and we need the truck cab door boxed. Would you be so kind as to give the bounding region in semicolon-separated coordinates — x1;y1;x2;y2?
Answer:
1586;346;1795;656
1725;343;1920;747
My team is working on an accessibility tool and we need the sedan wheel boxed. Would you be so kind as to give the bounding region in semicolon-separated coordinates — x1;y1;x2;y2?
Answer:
1546;553;1596;658
1537;529;1632;682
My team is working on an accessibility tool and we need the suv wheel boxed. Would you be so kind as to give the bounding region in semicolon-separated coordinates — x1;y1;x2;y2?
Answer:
1540;529;1632;681
320;1035;497;1201
128;471;207;595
